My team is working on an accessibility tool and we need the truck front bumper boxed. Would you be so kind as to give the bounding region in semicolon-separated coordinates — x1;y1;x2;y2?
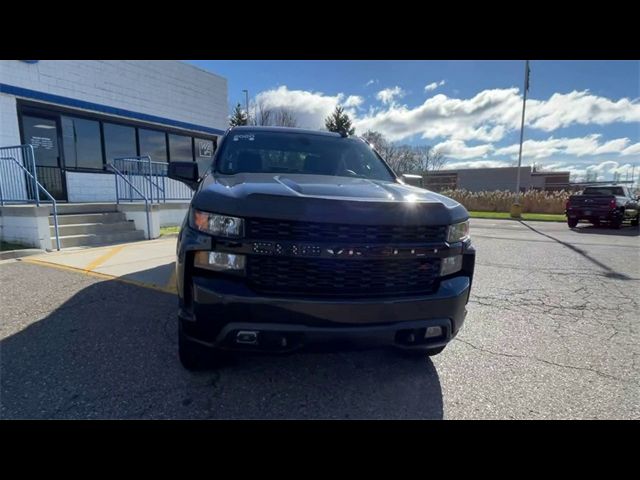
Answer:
180;275;471;353
566;208;623;223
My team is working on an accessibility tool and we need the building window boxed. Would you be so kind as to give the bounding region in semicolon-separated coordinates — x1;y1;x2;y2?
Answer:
61;116;104;170
103;123;137;162
194;137;214;175
139;128;168;163
21;115;60;167
168;134;193;162
424;173;457;192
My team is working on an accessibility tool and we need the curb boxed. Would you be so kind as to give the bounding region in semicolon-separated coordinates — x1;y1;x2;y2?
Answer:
470;216;565;223
0;248;45;261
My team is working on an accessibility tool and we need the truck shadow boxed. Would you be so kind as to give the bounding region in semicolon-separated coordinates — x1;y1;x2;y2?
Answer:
0;266;443;419
518;221;635;280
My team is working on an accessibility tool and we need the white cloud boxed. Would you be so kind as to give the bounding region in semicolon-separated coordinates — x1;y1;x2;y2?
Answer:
581;161;635;181
376;86;405;105
252;85;640;168
494;135;637;159
254;86;353;130
433;140;494;160
365;79;377;87
344;95;364;108
526;91;640;131
358;88;640;144
255;86;640;145
622;142;640;156
424;80;446;92
357;88;522;142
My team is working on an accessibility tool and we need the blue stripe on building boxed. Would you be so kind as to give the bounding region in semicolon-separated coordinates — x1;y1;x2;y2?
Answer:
0;83;225;136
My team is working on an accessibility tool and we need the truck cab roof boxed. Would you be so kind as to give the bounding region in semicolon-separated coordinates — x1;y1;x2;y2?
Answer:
228;125;343;138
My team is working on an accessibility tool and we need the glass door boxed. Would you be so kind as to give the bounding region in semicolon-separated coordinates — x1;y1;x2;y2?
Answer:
21;114;67;201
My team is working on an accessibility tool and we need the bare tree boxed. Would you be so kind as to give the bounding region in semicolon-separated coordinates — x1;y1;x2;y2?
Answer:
389;145;417;174
250;100;298;127
411;145;446;173
361;130;404;171
361;130;446;174
361;130;387;151
251;99;272;126
274;108;298;127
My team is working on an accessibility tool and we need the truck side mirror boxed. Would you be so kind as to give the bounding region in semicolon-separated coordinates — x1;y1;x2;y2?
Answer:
168;161;199;189
401;174;423;188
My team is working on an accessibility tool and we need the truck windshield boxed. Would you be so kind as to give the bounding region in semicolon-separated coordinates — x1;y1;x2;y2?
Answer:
583;187;624;196
215;131;395;182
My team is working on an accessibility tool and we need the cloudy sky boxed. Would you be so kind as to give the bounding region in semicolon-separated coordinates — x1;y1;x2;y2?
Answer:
186;60;640;181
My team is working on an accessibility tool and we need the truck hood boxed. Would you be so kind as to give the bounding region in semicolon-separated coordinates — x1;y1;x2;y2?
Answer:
191;173;468;226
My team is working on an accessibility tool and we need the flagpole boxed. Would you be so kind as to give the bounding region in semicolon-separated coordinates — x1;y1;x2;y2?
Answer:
511;60;529;218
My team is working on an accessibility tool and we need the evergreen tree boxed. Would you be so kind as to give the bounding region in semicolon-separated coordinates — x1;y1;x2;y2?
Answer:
229;103;248;126
324;105;355;136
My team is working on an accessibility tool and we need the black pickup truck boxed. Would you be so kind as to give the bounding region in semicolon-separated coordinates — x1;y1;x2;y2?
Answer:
566;185;639;229
168;126;475;370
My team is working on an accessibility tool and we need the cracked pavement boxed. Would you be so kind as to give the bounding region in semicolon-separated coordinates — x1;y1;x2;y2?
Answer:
1;218;638;419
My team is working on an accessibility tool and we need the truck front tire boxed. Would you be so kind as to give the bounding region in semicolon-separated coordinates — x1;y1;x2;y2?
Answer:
179;329;203;371
179;325;228;371
399;346;446;358
567;218;578;228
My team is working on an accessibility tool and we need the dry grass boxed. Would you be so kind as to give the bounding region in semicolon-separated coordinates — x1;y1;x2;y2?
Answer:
441;189;571;214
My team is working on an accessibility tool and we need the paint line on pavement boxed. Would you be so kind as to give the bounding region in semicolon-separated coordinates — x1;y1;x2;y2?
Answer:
84;245;126;271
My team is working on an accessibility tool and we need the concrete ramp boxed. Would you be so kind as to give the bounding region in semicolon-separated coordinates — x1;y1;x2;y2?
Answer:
22;237;177;294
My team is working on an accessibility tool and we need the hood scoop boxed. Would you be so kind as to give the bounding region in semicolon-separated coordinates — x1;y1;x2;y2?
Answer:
274;175;398;201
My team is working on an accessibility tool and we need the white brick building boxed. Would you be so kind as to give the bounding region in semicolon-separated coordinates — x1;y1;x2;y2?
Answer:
0;60;228;202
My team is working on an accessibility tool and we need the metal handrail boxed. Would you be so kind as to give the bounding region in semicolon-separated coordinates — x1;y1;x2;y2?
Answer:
0;144;40;205
112;156;192;202
146;156;166;203
107;163;151;239
113;156;167;203
0;155;60;250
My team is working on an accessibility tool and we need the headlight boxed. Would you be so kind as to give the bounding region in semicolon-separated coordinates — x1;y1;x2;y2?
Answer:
447;220;470;243
191;210;244;238
194;251;246;272
440;255;463;276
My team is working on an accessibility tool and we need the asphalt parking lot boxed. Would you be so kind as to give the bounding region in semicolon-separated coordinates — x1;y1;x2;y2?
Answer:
1;218;638;419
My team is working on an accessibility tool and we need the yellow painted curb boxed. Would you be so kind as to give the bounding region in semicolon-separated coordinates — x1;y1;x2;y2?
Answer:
165;267;177;291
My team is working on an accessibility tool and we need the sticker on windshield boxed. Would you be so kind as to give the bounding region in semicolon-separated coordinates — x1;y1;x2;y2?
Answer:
233;134;255;142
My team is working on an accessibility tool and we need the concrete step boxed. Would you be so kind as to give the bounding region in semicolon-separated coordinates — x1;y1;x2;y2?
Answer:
52;230;146;248
50;212;127;226
52;203;118;215
50;221;136;236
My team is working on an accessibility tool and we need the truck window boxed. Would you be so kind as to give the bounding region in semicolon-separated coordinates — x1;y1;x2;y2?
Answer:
216;131;395;182
582;187;624;196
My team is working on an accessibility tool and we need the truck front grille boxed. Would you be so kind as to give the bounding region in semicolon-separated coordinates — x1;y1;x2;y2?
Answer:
247;218;447;244
246;256;441;297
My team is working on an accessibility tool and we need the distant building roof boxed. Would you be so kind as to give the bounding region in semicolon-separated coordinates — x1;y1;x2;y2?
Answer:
425;166;570;176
